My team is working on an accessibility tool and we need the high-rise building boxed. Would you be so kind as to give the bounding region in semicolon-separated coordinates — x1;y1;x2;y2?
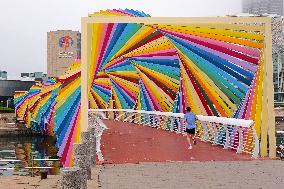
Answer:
242;0;283;15
47;30;81;78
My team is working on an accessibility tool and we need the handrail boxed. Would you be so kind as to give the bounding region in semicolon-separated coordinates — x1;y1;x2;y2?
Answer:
89;109;254;127
0;159;60;162
0;158;60;172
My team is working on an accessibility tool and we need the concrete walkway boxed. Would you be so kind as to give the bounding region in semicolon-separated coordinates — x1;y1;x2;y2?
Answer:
0;160;283;189
97;160;284;189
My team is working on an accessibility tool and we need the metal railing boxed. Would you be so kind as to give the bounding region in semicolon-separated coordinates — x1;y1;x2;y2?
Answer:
0;158;60;176
89;109;259;158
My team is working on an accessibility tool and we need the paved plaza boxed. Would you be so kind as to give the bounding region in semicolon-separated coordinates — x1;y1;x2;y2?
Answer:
0;160;283;189
97;160;284;189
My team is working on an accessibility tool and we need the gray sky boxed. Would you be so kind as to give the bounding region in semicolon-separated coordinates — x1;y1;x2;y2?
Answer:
0;0;241;78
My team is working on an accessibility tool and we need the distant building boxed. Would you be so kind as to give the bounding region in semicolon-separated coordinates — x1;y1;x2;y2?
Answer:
20;72;47;82
242;0;283;15
0;70;7;80
47;30;81;78
273;53;284;102
0;80;35;108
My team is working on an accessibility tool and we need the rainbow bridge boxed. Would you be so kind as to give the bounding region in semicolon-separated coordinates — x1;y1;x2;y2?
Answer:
15;9;276;168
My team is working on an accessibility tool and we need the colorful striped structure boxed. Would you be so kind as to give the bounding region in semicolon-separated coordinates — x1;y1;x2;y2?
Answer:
81;10;275;157
14;9;276;167
14;62;81;166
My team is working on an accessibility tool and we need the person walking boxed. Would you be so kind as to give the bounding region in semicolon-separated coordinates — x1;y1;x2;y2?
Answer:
184;107;197;150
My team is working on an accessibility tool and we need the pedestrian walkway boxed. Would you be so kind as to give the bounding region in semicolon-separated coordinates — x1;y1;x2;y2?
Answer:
98;120;253;164
96;160;284;189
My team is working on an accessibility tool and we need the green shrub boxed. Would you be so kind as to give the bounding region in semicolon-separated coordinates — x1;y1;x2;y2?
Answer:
0;107;15;113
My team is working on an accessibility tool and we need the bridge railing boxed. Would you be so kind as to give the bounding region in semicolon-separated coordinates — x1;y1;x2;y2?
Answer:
89;109;259;158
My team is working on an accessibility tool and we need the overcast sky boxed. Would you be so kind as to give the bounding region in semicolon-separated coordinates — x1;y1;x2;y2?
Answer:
0;0;241;78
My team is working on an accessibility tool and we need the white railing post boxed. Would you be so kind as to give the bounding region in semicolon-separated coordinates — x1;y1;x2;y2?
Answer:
115;111;126;121
200;121;208;141
170;117;174;131
237;127;244;153
252;127;260;158
212;123;219;145
224;125;230;149
176;118;182;134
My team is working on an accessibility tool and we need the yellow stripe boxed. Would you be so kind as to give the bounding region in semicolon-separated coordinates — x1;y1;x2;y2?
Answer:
254;52;264;137
147;23;265;32
154;24;264;41
56;79;80;108
153;25;264;48
89;24;105;89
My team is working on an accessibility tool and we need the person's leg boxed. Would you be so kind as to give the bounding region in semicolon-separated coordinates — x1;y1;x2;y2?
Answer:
187;133;193;149
193;129;197;145
186;133;191;145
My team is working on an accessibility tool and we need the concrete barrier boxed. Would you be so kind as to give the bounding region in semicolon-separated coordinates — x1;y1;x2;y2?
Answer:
60;167;86;189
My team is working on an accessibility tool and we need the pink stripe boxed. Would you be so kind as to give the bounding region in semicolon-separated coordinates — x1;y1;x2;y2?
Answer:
65;108;80;166
133;55;179;61
132;48;177;57
103;24;118;62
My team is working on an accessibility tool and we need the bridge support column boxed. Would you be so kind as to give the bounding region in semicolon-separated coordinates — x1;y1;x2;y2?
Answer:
88;126;97;165
60;167;86;189
73;141;91;180
81;132;92;171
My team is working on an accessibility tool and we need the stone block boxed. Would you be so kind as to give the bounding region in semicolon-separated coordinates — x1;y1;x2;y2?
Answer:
59;167;86;189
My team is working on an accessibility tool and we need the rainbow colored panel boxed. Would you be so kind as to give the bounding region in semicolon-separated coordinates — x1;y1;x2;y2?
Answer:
14;9;269;165
14;62;81;166
88;11;267;154
89;22;264;119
